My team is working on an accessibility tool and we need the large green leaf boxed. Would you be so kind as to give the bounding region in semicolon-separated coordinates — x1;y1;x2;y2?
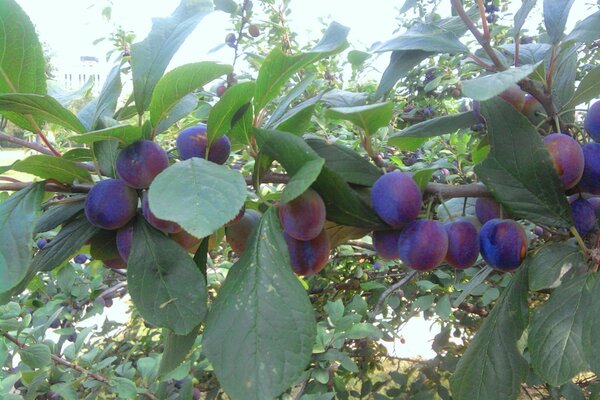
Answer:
20;344;51;369
203;208;316;400
551;45;577;112
281;159;324;204
265;73;315;127
207;81;255;143
128;217;207;335
305;138;382;187
372;23;468;54
35;202;85;234
389;111;476;143
461;62;542;101
0;183;44;294
272;96;320;134
0;94;86;133
9;155;92;184
564;65;600;109
77;65;122;131
155;94;198;135
513;0;537;36
544;0;575;44
148;158;247;239
70;125;142;145
326;102;393;136
450;266;529;400
474;98;572;228
131;0;213;114
529;273;596;386
582;273;600;375
253;22;349;112
0;0;46;95
149;62;232;128
158;327;199;376
564;11;600;43
528;243;586;291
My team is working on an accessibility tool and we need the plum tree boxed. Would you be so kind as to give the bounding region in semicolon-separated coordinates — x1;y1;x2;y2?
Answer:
479;219;528;271
398;219;448;271
116;140;170;189
578;143;600;194
372;229;402;260
176;124;231;164
444;219;480;269
283;229;331;275
84;179;138;230
278;188;326;241
370;171;422;228
141;192;181;233
584;101;600;142
543;133;584;189
570;197;597;236
225;209;262;255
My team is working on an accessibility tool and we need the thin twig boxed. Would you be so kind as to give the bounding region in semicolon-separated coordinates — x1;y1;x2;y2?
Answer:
0;131;54;155
372;270;418;317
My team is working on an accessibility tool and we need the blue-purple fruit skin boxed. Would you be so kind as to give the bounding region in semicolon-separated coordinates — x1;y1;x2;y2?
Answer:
73;254;88;264
475;197;503;224
372;230;402;260
84;179;138;230
371;171;422;228
584;101;600;142
116;223;134;261
570;198;597;236
279;189;326;241
116;140;169;189
479;219;528;271
141;192;181;234
579;143;600;194
587;197;600;217
284;229;331;276
444;219;480;269
176;124;231;164
225;209;262;255
398;219;448;271
36;238;48;249
543;133;584;189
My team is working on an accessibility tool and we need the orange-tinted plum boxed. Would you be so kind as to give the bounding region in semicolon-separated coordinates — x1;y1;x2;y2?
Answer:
579;143;600;194
371;171;422;228
278;189;326;241
171;230;201;253
284;229;331;276
479;219;528;271
103;257;127;270
225;209;262;255
84;179;138;230
176;124;231;164
444;219;479;269
116;223;134;261
543;133;584;189
225;205;246;227
116;140;169;189
372;230;402;260
475;197;504;224
398;219;448;271
141;192;181;233
498;85;525;112
570;198;597;236
584;101;600;142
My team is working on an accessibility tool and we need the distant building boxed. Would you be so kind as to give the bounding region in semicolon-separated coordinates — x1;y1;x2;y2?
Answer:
57;56;105;95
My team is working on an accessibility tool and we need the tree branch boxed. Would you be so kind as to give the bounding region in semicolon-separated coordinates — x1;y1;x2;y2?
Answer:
372;270;419;317
0;131;54;155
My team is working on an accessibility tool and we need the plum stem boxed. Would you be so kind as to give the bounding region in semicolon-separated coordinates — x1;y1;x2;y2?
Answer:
372;270;418;318
569;226;589;254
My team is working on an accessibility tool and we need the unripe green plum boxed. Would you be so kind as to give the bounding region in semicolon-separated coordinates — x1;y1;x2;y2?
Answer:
398;219;448;271
176;124;231;164
479;219;528;271
579;143;600;194
543;133;584;189
284;229;331;276
371;171;422;228
84;179;138;230
584;101;600;142
372;230;402;260
225;209;262;255
444;218;480;269
278;189;326;241
116;140;169;189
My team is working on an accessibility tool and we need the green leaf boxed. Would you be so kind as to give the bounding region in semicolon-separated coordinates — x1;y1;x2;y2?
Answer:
450;266;529;400
474;98;572;228
544;0;575;44
412;169;435;192
372;23;468;54
93;140;119;178
48;77;94;108
0;94;86;133
528;243;586;291
513;0;537;36
149;62;232;128
109;377;137;399
128;217;207;335
347;50;370;66
35;201;84;233
158;327;199;376
155;94;198;135
376;50;430;98
564;65;600;109
274;99;317;135
266;73;315;127
583;274;600;375
10;155;92;184
207;81;255;143
462;62;542;101
551;45;577;112
19;344;51;369
0;183;44;294
389;112;476;143
78;65;122;131
281;159;325;203
131;0;213;114
346;323;383;340
148;158;247;239
214;0;238;13
326;102;393;136
564;11;600;43
253;22;349;112
305;138;382;186
0;0;46;95
203;208;316;400
322;89;369;108
61;148;93;162
529;273;595;386
70;125;142;145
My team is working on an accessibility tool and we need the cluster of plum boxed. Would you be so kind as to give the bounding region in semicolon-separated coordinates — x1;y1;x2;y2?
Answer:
83;124;231;268
370;171;528;272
